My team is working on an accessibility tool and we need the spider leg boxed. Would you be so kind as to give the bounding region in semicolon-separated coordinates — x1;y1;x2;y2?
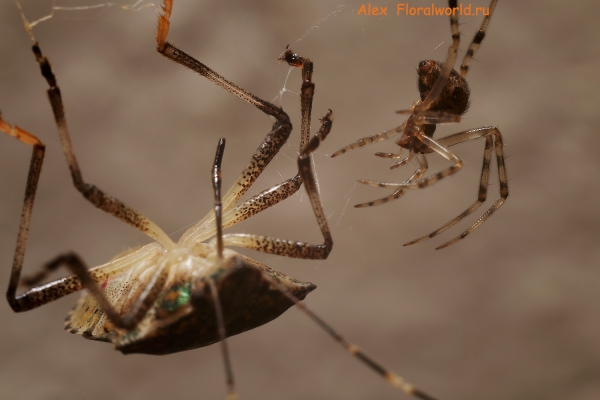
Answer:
331;124;406;157
215;48;315;212
375;148;405;159
7;11;174;314
199;130;337;399
416;0;460;112
359;133;462;190
390;147;415;170
460;0;499;78
406;126;508;249
223;111;334;259
401;133;462;189
235;255;437;400
354;153;427;208
17;11;174;249
372;147;413;168
411;110;461;125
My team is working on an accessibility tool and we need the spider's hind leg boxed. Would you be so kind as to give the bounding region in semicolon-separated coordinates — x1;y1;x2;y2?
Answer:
405;126;508;249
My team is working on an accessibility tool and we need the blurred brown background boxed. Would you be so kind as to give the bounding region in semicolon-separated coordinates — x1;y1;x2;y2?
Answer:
1;1;598;399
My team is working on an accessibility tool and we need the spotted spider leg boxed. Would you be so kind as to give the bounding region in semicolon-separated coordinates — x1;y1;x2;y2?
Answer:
1;116;46;309
251;127;441;400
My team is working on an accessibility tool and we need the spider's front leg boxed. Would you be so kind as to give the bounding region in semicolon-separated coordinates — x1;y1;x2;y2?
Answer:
330;124;406;157
358;132;463;191
354;153;429;208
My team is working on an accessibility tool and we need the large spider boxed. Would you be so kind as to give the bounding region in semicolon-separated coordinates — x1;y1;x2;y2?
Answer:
332;0;508;249
1;1;438;399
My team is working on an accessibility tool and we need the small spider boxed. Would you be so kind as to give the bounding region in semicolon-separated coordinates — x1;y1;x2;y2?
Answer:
332;0;508;249
2;1;438;399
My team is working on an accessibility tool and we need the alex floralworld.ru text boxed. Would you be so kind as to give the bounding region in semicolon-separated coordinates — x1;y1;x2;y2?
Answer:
358;3;491;16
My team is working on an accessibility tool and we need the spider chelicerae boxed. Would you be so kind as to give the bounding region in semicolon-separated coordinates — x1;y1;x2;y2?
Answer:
1;1;439;399
332;0;508;250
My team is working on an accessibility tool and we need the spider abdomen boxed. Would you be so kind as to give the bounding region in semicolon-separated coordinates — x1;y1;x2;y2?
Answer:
417;60;471;116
